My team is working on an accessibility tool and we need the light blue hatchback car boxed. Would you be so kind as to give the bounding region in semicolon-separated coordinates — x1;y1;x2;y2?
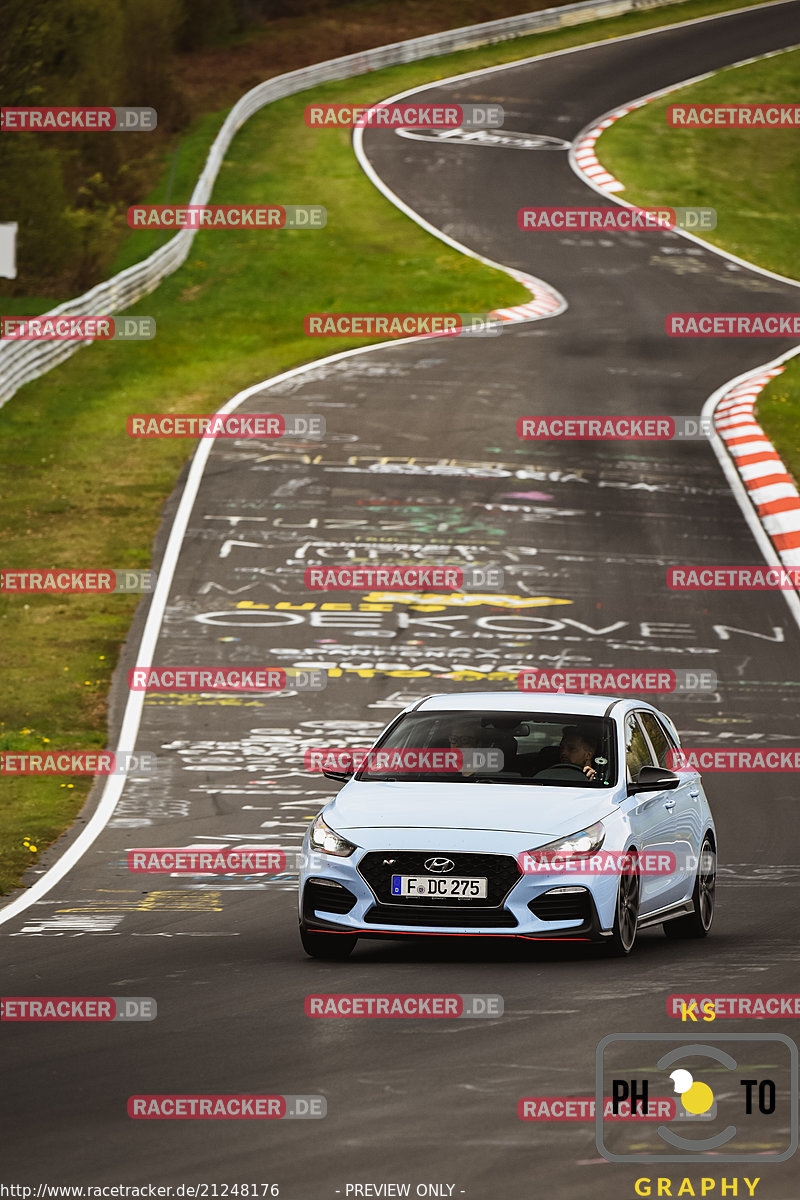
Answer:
298;691;716;959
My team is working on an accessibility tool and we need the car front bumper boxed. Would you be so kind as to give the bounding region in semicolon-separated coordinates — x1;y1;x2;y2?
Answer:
299;843;620;940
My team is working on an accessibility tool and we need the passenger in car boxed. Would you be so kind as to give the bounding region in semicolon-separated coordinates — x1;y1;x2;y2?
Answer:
447;720;483;777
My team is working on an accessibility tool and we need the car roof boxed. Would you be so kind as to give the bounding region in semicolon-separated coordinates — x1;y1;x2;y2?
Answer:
412;691;627;717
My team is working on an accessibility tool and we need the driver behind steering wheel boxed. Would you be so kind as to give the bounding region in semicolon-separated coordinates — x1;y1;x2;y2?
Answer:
558;724;598;781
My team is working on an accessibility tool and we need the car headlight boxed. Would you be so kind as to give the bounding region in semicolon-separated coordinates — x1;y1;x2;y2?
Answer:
309;814;357;857
528;821;605;858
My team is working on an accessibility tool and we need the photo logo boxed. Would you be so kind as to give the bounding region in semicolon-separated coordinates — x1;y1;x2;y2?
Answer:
596;1033;798;1162
670;1068;715;1116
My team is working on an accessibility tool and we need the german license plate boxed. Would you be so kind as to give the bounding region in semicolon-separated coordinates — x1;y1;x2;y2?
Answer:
390;874;488;899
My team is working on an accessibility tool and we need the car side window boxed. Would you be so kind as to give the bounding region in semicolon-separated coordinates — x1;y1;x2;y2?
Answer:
625;713;655;781
639;711;672;768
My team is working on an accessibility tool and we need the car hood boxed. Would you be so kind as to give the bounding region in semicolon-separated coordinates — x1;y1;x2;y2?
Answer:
325;779;614;841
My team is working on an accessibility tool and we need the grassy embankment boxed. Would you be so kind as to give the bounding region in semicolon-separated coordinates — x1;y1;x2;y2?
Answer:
598;47;800;481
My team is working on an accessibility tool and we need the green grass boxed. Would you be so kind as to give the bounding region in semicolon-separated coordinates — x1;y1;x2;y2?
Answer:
0;0;784;894
756;359;800;485
597;46;800;483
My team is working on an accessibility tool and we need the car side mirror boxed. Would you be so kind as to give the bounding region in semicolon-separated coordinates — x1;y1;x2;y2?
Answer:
322;750;354;782
629;765;681;794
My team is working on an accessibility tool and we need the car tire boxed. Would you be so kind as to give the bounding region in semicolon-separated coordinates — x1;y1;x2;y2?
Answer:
608;859;639;956
300;927;358;960
663;836;715;939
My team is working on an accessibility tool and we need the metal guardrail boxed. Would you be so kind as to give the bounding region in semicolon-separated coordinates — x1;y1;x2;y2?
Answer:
0;0;683;408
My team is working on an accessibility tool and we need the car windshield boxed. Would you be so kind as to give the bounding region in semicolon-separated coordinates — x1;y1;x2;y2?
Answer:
355;710;617;786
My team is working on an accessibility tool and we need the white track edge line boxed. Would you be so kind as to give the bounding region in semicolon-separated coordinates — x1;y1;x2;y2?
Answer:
0;335;477;927
1;0;793;924
701;347;800;631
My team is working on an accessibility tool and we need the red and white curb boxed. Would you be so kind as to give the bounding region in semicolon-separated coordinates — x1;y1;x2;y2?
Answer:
571;106;646;192
714;366;800;567
489;273;564;322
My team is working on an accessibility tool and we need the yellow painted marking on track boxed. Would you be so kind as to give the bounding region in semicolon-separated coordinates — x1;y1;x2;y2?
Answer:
57;891;223;912
143;696;275;706
139;891;223;911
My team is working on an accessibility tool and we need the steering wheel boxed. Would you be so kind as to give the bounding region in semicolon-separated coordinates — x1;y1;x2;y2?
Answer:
535;762;590;776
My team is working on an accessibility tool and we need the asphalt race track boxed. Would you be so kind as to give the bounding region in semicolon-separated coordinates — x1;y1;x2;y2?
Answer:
3;4;800;1197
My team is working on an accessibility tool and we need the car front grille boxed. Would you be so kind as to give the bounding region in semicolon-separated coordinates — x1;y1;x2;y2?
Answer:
358;850;521;910
362;905;518;928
